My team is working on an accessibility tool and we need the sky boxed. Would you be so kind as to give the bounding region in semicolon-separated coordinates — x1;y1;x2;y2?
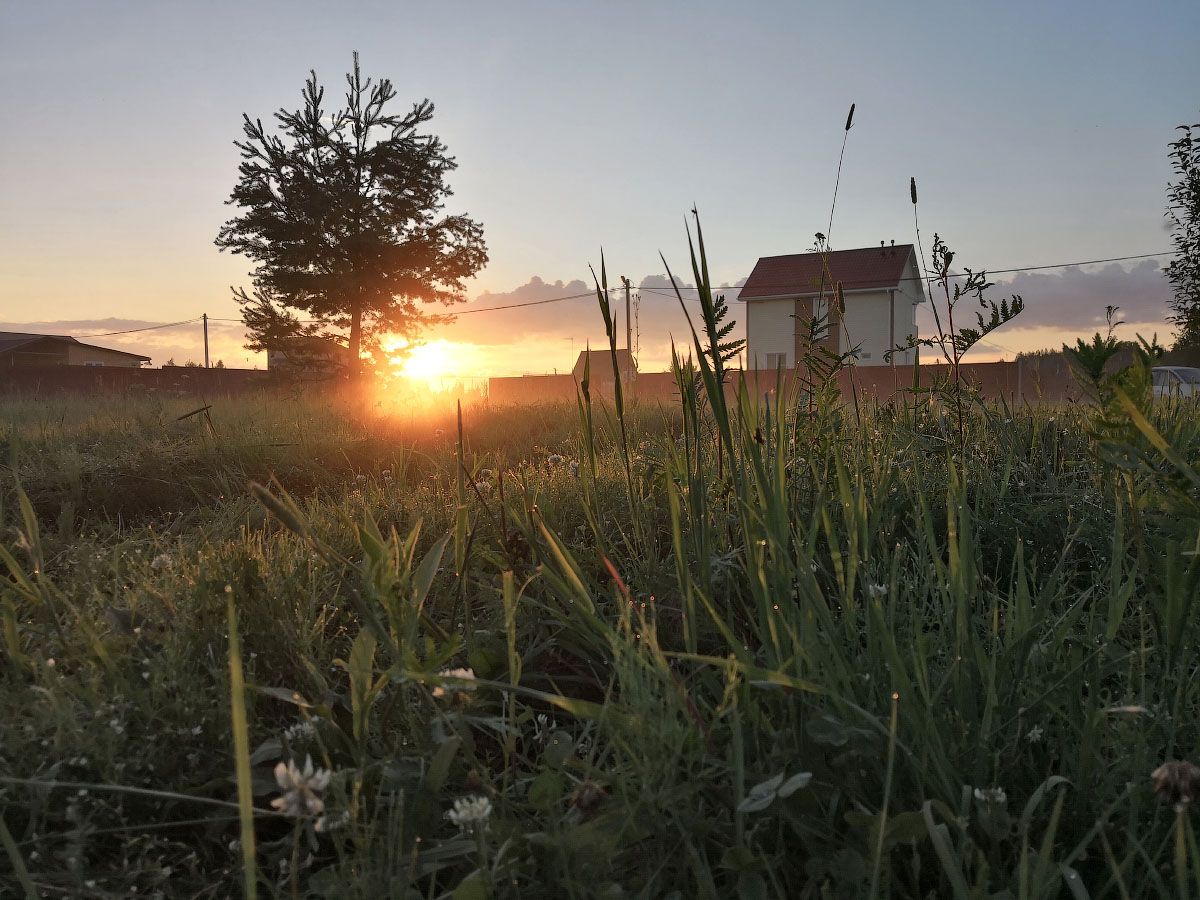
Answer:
2;0;1197;378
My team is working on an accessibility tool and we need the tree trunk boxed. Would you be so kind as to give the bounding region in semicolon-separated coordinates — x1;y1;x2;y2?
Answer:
348;300;362;379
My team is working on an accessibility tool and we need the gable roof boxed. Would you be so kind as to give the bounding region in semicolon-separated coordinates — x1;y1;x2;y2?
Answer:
0;331;150;361
572;348;637;378
739;244;917;300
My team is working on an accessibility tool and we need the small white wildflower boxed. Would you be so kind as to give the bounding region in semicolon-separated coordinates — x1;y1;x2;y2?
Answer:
283;719;318;744
432;667;477;700
47;658;55;668
446;795;492;830
1025;725;1044;743
973;786;1007;804
866;582;887;599
474;480;493;496
151;553;172;571
479;468;494;479
381;469;392;480
569;460;580;477
547;454;565;466
270;755;332;818
354;474;367;485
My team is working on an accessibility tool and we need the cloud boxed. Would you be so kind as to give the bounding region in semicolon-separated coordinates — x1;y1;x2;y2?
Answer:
973;259;1173;332
442;274;723;360
5;261;1174;374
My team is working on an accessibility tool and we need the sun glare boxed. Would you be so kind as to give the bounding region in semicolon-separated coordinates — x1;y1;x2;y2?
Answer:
388;339;475;389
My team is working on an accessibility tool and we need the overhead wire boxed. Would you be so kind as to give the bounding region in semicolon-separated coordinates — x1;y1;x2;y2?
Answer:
37;248;1179;338
74;317;202;337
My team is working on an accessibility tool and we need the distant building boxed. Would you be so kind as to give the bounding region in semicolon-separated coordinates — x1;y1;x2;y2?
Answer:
266;336;352;375
0;332;149;368
572;348;637;386
740;243;926;368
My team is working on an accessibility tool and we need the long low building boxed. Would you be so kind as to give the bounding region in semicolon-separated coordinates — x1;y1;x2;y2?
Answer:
0;332;150;368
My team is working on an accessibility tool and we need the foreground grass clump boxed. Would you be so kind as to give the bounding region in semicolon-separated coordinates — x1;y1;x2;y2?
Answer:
0;373;1198;897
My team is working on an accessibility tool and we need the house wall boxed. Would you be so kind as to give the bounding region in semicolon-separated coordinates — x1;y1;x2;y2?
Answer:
5;345;69;367
840;290;893;365
746;298;797;369
65;344;145;367
891;254;925;365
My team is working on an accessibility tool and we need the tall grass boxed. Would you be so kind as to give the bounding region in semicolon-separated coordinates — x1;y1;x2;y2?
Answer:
1;317;1198;896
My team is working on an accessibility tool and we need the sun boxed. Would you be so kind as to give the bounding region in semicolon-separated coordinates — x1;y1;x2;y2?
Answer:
387;339;474;389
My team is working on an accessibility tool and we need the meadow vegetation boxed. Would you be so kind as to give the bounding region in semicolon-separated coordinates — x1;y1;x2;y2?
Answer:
2;252;1200;898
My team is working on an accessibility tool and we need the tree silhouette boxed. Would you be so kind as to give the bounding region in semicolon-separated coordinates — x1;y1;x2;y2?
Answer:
215;54;488;373
1166;117;1200;348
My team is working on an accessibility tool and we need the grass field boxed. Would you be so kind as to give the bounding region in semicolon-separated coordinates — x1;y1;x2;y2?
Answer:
1;339;1199;897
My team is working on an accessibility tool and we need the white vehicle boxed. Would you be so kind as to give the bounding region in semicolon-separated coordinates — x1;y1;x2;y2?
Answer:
1151;366;1200;398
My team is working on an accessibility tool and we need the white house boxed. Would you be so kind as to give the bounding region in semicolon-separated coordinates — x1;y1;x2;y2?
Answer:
739;243;926;368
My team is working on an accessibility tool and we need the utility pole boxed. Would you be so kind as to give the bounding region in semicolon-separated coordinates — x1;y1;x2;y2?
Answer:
202;313;210;368
621;277;632;357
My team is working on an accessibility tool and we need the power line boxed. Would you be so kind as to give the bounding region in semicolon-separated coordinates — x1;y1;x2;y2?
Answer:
75;317;201;337
36;248;1178;338
659;250;1177;294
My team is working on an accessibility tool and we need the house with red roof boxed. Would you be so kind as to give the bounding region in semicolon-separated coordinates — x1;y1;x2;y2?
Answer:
739;242;926;368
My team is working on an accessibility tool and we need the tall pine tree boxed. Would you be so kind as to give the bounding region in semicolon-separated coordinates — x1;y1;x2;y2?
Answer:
216;54;487;373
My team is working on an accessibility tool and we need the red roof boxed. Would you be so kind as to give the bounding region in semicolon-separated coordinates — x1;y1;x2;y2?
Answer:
739;244;916;299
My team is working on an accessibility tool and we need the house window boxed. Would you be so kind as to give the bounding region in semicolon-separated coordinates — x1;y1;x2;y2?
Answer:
764;352;787;370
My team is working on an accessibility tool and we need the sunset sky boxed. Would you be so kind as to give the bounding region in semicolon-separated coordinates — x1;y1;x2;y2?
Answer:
2;1;1198;379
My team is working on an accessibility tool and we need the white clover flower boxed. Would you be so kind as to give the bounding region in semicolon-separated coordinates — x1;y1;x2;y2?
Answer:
479;468;494;480
547;454;565;466
446;795;492;830
354;474;367;485
283;718;319;744
432;667;477;700
474;480;493;496
270;755;332;819
1025;725;1044;743
866;582;887;599
151;553;172;571
973;786;1007;805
